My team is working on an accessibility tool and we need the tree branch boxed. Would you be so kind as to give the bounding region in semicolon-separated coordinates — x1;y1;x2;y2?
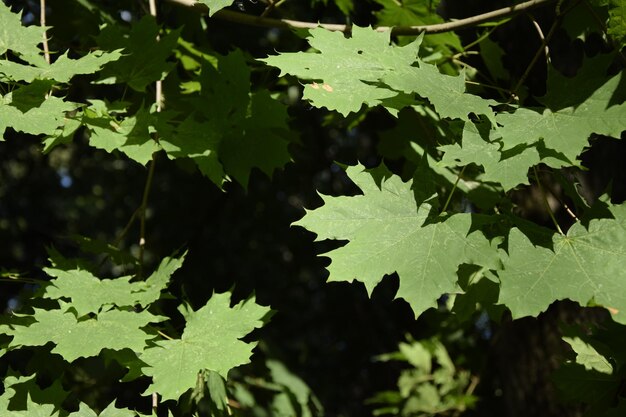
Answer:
167;0;556;35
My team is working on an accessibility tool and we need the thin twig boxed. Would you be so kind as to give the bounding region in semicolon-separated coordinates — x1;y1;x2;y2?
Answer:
260;0;276;17
138;0;162;281
442;166;467;213
512;16;560;98
465;80;513;95
138;157;156;277
533;167;564;234
0;277;42;284
40;0;50;65
113;208;140;248
167;0;556;35
147;4;161;415
149;0;163;111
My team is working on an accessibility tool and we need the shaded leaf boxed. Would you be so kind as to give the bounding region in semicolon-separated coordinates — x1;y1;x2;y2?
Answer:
96;16;180;91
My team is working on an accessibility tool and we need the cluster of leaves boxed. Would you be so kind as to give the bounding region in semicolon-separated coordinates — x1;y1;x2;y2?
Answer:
1;0;626;415
369;336;475;416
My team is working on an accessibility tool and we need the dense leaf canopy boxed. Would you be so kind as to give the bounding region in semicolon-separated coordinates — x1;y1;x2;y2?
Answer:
1;0;625;416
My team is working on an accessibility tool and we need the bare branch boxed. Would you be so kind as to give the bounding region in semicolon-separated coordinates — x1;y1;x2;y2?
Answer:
167;0;556;35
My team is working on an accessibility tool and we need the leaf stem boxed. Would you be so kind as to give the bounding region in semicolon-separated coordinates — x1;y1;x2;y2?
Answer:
157;330;175;340
167;0;556;35
137;157;156;277
442;166;466;213
533;167;564;235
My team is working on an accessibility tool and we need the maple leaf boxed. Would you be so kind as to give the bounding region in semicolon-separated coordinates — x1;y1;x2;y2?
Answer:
382;62;496;123
220;90;293;187
496;60;626;166
5;307;163;362
606;0;626;47
262;26;494;121
141;292;270;401
197;0;236;16
43;254;183;316
499;203;626;323
563;337;613;374
68;402;137;417
0;2;46;66
0;396;57;417
96;16;180;91
81;102;161;166
261;26;418;116
0;50;122;83
0;374;68;412
372;0;461;52
161;115;226;186
295;165;500;316
161;51;292;187
0;94;78;138
439;121;539;191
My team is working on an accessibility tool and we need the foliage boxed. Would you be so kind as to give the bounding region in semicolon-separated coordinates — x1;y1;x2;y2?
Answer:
369;336;476;416
0;0;625;416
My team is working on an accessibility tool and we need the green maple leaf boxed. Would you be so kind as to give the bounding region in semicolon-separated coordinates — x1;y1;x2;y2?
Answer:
137;255;186;307
0;374;69;411
295;165;499;316
96;16;180;91
0;92;78;138
161;115;226;186
197;0;236;16
141;292;270;401
6;307;162;362
607;0;626;47
0;395;57;417
68;402;137;417
563;337;613;374
43;269;142;316
161;52;291;187
0;50;122;83
496;61;626;166
499;203;626;323
0;2;46;65
43;254;184;316
382;63;496;122
82;102;161;165
372;0;461;55
439;121;539;190
261;26;418;116
261;26;492;121
220;90;293;187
